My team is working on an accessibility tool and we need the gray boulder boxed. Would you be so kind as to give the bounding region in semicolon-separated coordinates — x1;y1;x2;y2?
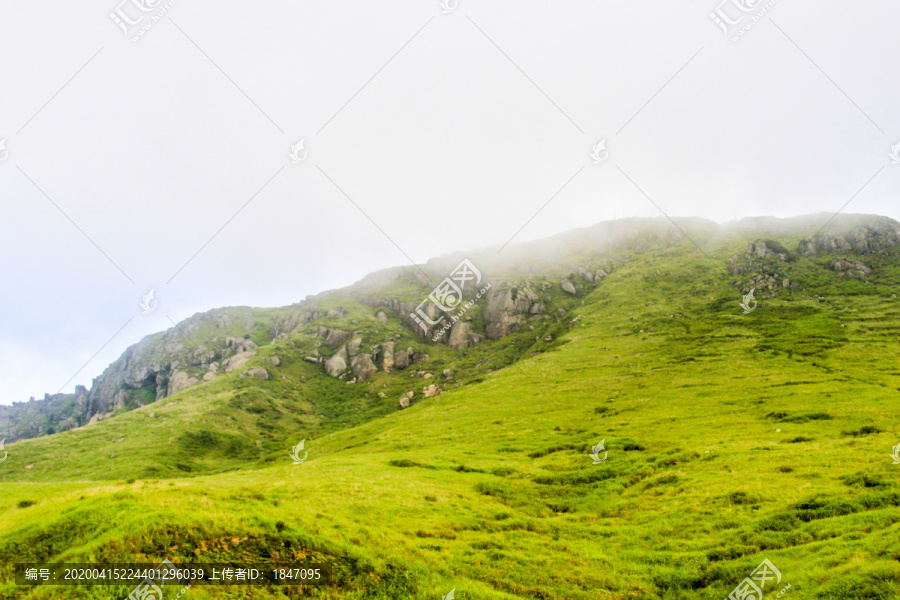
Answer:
168;371;198;395
225;336;258;354
240;367;269;380
324;346;349;377
325;328;351;346
223;351;257;372
380;341;395;372
830;258;871;279
394;349;409;370
351;353;377;381
448;320;482;349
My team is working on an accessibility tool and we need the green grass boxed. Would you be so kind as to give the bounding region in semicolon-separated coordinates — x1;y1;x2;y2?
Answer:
1;226;900;599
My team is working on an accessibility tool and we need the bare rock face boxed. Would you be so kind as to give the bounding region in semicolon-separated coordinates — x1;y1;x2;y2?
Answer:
270;308;323;339
324;328;351;346
561;280;577;295
423;384;440;398
728;240;793;298
448;320;483;349
223;351;257;372
399;397;410;408
829;258;871;279
798;221;900;257
213;311;232;329
241;367;269;380
202;372;216;383
347;338;363;357
376;311;389;324
168;371;199;395
226;336;258;354
746;241;783;260
269;356;281;366
351;353;377;381
324;346;349;377
484;287;533;340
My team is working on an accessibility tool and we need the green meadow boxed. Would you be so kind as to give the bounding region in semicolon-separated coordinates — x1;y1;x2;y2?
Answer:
1;219;899;599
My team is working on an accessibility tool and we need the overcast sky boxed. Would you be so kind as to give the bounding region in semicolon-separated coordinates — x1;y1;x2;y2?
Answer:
0;0;898;405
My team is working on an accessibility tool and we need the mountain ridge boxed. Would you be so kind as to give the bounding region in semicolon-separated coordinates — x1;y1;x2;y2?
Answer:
2;213;898;445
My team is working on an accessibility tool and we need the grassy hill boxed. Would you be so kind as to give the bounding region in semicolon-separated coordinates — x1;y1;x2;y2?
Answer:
1;216;899;599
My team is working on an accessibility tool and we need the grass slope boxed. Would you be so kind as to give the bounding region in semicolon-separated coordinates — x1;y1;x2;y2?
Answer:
1;232;900;599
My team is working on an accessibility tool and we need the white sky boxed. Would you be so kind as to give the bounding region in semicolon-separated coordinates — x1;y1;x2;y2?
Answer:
1;0;898;405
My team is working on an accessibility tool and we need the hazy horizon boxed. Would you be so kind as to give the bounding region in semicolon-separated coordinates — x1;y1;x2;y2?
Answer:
2;0;899;404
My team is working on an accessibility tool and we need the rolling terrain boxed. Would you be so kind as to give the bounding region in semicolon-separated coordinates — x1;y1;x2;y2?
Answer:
1;214;900;599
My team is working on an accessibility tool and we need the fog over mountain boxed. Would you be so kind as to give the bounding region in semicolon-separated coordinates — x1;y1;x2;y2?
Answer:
1;1;899;405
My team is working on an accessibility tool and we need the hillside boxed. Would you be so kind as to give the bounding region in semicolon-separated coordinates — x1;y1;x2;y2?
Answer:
1;214;900;599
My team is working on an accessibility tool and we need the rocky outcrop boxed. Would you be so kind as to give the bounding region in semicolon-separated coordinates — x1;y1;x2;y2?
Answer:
317;326;351;346
356;295;454;341
223;351;257;372
324;346;349;377
483;285;542;340
351;354;377;381
168;371;199;395
728;240;795;299
225;336;258;354
798;221;900;257
240;367;269;380
448;321;482;349
829;258;871;279
270;309;322;339
317;339;427;380
394;348;410;370
560;280;577;295
380;341;395;372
